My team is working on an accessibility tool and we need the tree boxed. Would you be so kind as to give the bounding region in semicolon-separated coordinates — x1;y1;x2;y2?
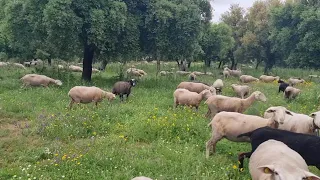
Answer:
200;23;234;68
220;4;247;69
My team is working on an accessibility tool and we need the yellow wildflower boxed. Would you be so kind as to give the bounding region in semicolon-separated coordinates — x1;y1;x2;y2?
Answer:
233;165;237;169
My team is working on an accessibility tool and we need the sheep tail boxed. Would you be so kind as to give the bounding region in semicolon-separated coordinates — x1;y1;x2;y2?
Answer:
237;131;253;138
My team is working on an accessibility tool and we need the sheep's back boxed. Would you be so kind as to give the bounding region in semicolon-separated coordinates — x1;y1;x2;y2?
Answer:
112;82;131;95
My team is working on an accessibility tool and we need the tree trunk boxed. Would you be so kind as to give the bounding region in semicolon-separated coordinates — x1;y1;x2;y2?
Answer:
187;61;191;68
48;56;52;66
100;59;108;71
264;42;275;74
218;60;222;69
255;60;261;70
204;59;211;67
82;44;94;82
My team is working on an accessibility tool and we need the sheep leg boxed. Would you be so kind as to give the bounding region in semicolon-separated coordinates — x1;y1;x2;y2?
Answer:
69;100;74;109
206;134;223;158
120;95;124;102
205;109;211;118
238;152;252;169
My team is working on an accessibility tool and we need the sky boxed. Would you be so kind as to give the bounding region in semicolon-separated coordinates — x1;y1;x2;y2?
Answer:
210;0;256;22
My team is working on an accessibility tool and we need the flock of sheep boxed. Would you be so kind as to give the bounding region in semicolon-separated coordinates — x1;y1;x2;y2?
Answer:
172;67;320;180
2;60;320;179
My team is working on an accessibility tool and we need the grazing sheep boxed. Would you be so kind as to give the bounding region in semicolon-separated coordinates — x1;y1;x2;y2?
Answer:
278;79;289;93
239;75;259;83
127;68;146;77
231;84;250;99
192;71;205;76
205;107;292;158
58;65;64;69
189;72;197;81
205;72;213;76
226;68;241;77
69;65;83;72
205;91;266;118
176;71;191;75
131;177;153;180
173;89;213;110
21;74;62;88
112;79;136;101
284;86;301;99
259;75;279;83
264;106;320;135
237;126;320;170
249;140;320;180
288;77;305;86
223;69;230;79
13;63;26;69
68;86;116;109
0;62;8;67
23;61;31;67
92;68;100;73
177;81;216;94
213;79;223;94
159;71;173;76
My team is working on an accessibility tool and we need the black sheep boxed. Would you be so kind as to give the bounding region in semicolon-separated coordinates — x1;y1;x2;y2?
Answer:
237;127;320;170
112;79;136;101
278;79;289;93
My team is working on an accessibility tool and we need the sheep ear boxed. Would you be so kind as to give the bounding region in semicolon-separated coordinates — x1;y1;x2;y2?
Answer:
266;109;275;113
257;165;275;174
304;171;320;180
310;113;316;118
285;110;293;116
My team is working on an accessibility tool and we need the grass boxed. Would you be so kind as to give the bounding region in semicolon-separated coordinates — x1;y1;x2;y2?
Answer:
0;61;320;180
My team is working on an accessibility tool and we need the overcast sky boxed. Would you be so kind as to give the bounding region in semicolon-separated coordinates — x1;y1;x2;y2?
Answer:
210;0;256;22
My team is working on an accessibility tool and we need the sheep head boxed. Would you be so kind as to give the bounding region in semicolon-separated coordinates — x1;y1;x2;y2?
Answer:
129;79;136;87
105;92;116;101
253;91;267;102
208;86;216;95
310;112;320;129
265;106;293;125
200;89;212;100
275;76;280;81
54;80;63;86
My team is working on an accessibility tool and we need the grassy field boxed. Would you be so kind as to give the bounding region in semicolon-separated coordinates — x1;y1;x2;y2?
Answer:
0;61;320;180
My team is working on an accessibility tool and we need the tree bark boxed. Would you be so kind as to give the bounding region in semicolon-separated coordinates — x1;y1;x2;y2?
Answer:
187;61;191;68
82;44;94;82
218;60;222;69
255;59;261;70
100;59;108;71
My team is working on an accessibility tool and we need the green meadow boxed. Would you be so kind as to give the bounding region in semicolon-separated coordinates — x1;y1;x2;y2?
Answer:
0;62;320;180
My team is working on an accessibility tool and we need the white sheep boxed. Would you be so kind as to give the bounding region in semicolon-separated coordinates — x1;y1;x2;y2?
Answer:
206;107;293;158
226;68;241;77
69;65;83;72
68;86;116;109
126;68;146;77
192;71;205;76
58;65;64;69
21;74;62;88
189;72;197;81
288;77;305;86
176;71;191;75
223;69;230;79
177;81;216;94
264;106;320;135
284;86;301;99
159;71;173;76
173;88;213;110
249;140;320;180
0;62;8;67
231;84;250;99
239;75;259;83
13;63;26;69
259;75;279;83
131;177;152;180
205;91;266;118
92;68;101;73
213;79;223;94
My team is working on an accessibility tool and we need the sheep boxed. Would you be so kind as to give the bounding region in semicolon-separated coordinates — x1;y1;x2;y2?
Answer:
189;72;197;81
21;74;62;88
231;84;250;99
212;79;223;95
284;86;301;99
288;77;305;86
239;75;259;83
278;79;289;93
192;71;205;76
249;140;320;180
205;106;292;158
58;65;64;69
136;69;147;76
0;62;8;67
237;126;320;170
131;177;153;180
205;91;266;118
68;86;116;109
259;75;279;83
226;68;241;77
127;68;146;77
205;72;213;76
92;68;101;73
112;79;136;102
159;71;173;76
13;63;26;69
176;71;191;75
223;69;230;79
264;106;320;135
69;65;83;72
177;81;216;94
173;88;213;110
23;61;31;67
